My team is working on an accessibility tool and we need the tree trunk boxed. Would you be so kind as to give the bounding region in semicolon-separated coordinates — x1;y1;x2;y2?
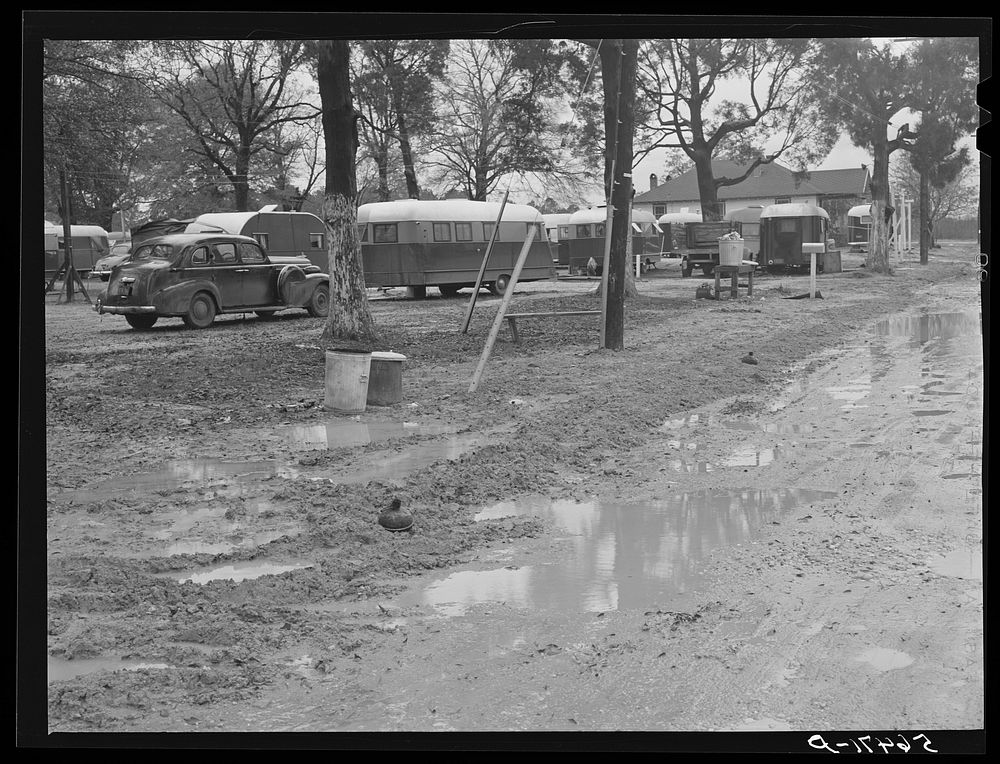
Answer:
868;135;892;273
919;171;931;265
317;40;378;345
599;39;638;350
234;146;251;212
375;147;391;202
391;86;421;199
694;151;723;221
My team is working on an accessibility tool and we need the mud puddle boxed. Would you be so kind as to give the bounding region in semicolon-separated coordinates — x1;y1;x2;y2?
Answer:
855;647;915;672
51;433;486;505
48;656;177;683
280;420;458;449
390;488;837;616
927;548;983;580
163;559;314;585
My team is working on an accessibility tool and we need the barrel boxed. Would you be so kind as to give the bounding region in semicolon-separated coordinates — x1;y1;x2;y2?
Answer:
367;351;406;406
324;349;372;413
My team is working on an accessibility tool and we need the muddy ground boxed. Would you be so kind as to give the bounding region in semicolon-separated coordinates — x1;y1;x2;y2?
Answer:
34;243;984;746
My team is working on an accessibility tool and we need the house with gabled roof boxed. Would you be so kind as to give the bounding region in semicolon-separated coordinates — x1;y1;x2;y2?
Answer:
633;160;871;245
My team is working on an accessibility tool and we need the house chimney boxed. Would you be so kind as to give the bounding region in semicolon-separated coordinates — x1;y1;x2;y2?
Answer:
649;173;658;189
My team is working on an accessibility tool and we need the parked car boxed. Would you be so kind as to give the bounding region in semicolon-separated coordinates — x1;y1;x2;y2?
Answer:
91;242;133;281
94;233;330;330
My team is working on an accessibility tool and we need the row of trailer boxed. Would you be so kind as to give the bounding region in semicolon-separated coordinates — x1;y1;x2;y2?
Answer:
52;198;851;294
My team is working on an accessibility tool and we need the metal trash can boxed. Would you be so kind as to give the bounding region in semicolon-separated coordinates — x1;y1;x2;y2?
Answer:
366;351;406;406
324;348;372;413
718;238;744;266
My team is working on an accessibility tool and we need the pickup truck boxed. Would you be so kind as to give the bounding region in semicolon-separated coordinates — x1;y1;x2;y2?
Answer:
676;221;740;277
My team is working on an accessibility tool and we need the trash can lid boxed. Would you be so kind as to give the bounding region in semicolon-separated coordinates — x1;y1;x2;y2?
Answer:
371;351;407;361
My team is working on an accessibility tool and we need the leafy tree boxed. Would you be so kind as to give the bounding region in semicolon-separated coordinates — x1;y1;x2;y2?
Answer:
636;39;837;221
43;39;150;228
315;39;377;344
141;40;317;212
815;39;919;272
906;38;978;263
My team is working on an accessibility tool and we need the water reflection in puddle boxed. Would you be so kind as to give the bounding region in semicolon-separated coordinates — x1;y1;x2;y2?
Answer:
397;488;837;615
281;421;457;449
52;434;484;505
168;560;313;585
927;549;982;580
48;656;175;683
855;647;914;672
661;413;812;435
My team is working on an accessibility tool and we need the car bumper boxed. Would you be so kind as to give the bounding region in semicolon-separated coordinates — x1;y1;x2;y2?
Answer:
94;300;157;315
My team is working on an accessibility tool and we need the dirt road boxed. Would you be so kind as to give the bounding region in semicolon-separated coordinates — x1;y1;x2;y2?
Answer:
36;243;983;745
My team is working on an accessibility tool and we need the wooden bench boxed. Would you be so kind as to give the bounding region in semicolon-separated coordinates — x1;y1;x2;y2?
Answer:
712;264;756;300
503;310;601;343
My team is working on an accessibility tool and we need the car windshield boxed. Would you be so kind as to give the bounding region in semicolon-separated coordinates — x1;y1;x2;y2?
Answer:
131;243;175;261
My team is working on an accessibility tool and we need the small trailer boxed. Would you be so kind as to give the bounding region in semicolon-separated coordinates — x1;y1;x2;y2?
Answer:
847;203;872;252
43;223;111;277
759;203;838;273
566;206;663;275
184;207;329;271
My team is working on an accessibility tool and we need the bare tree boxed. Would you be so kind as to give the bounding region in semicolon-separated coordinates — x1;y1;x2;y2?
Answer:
425;39;589;201
142;40;317;211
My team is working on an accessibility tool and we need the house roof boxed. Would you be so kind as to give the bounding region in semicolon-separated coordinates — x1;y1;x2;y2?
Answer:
634;160;870;204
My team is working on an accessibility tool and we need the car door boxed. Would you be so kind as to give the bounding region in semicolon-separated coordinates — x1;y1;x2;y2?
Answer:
237;241;278;306
209;241;244;308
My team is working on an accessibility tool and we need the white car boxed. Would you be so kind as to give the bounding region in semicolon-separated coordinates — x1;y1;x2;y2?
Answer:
92;242;133;281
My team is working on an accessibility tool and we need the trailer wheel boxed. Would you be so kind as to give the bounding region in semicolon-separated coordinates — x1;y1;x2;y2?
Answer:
701;264;715;277
438;284;461;298
490;274;511;296
125;314;158;331
255;310;276;320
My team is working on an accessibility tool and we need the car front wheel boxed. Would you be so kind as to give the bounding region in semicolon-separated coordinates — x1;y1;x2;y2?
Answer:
307;283;330;317
183;292;217;329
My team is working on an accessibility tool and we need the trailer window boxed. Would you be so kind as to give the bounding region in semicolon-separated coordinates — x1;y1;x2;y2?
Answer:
779;219;797;233
239;242;265;263
483;222;496;241
595;222;605;238
558;225;569;239
357;225;368;242
310;232;326;248
433;222;452;242
373;224;397;243
577;224;592;238
252;233;270;249
455;222;473;241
